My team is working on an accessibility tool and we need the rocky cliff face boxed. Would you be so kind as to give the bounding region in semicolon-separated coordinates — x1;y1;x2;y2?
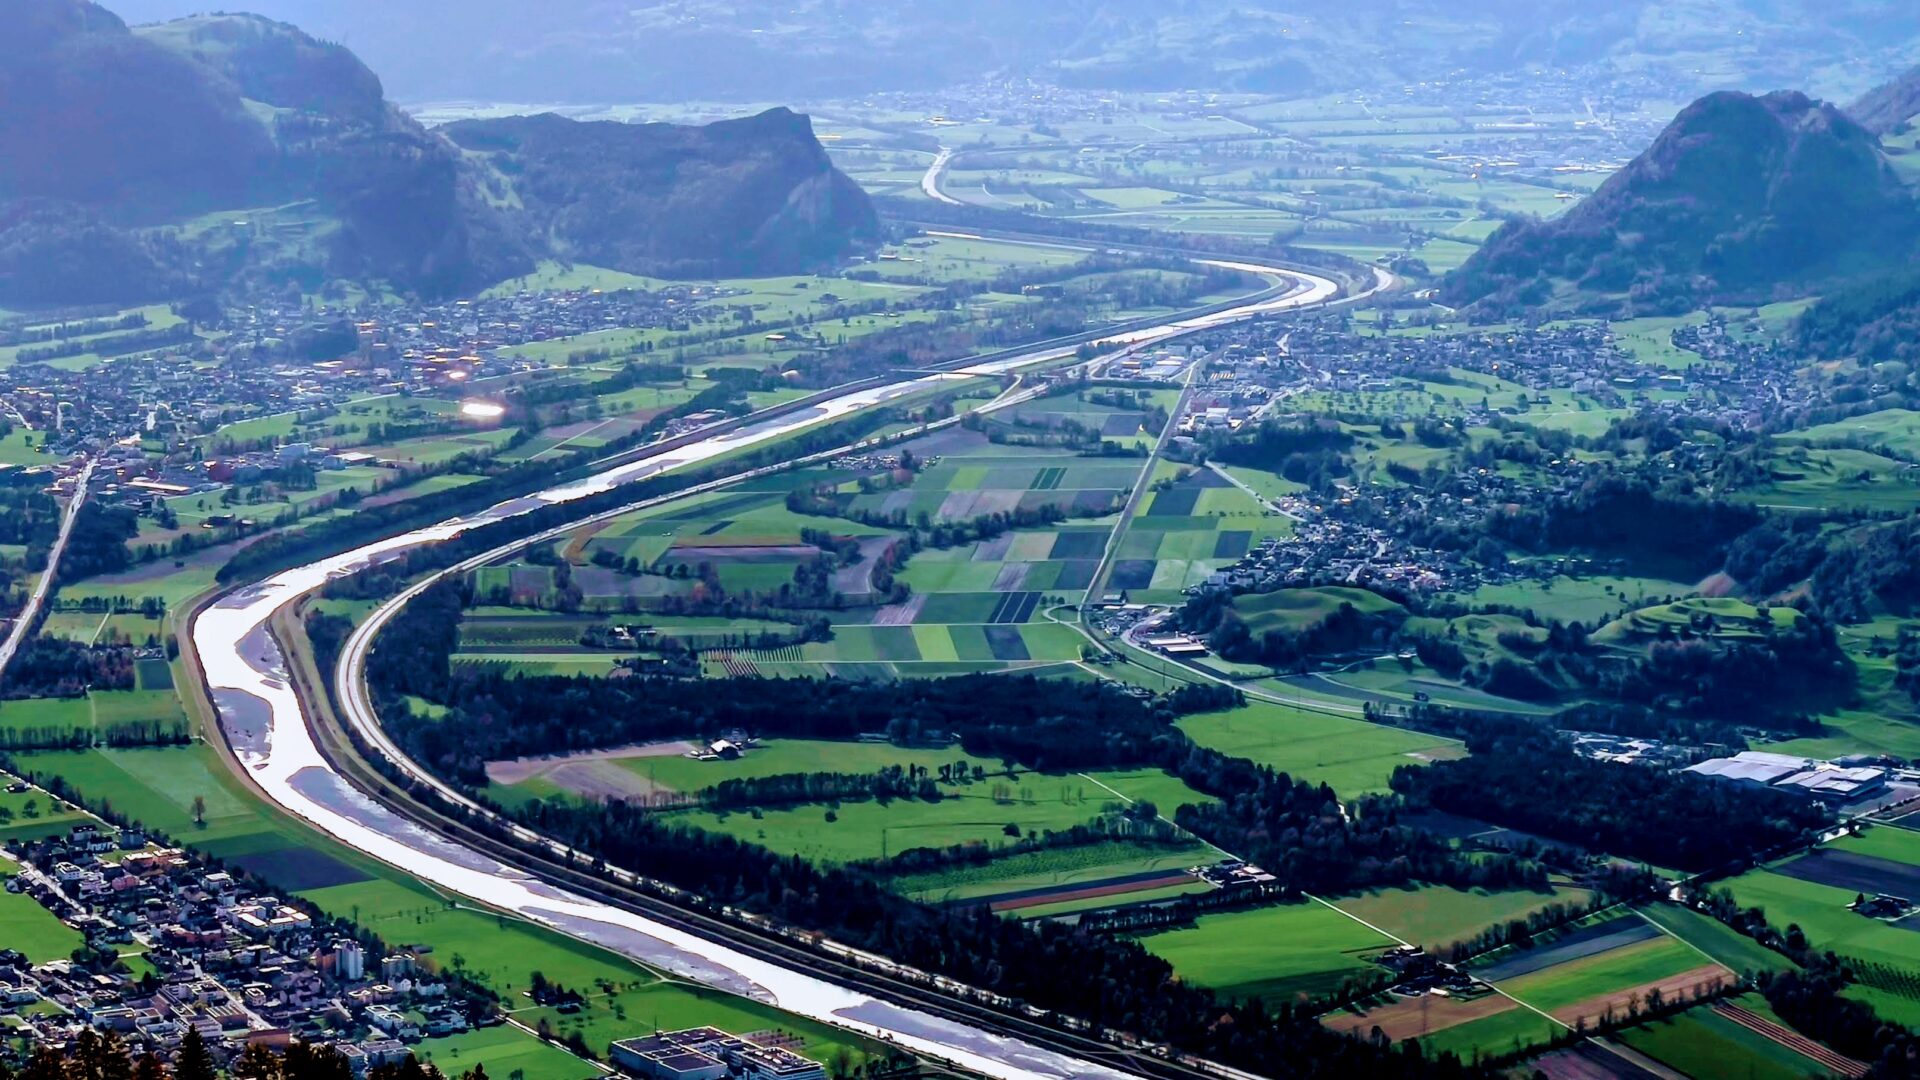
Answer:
0;0;878;304
1443;90;1920;313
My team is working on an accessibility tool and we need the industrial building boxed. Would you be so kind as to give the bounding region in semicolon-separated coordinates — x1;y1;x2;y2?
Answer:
1683;751;1889;804
610;1028;825;1080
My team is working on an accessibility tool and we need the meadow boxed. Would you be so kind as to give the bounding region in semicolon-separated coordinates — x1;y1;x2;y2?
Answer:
1135;901;1396;1004
1333;884;1592;954
665;764;1214;866
0;859;86;963
1177;701;1458;798
1617;1004;1829;1080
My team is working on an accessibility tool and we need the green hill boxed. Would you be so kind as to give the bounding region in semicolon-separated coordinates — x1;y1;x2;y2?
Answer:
1442;90;1920;317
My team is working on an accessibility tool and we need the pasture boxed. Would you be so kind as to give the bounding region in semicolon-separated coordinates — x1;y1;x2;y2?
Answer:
412;1026;597;1080
1135;902;1396;1004
667;764;1214;866
0;860;84;963
1619;1003;1833;1080
1177;701;1457;797
1494;935;1725;1027
1333;884;1592;954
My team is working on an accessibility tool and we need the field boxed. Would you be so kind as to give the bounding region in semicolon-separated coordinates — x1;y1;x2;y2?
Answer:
0;690;188;745
1637;903;1798;977
1415;1005;1559;1062
1136;901;1397;1004
1228;586;1406;639
1321;910;1739;1058
1618;1003;1834;1080
1334;884;1593;954
1110;463;1281;602
410;1025;598;1080
0;858;86;963
1177;701;1459;797
487;737;1010;804
1492;933;1725;1027
1720;827;1920;1024
665;763;1215;866
0;773;92;842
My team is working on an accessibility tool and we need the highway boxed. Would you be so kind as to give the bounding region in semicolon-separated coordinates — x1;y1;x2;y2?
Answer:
186;244;1358;1079
920;147;963;205
0;459;92;679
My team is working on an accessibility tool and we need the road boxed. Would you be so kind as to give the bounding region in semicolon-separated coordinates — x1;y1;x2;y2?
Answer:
1085;356;1205;602
187;244;1356;1079
0;459;91;679
1205;461;1306;523
920;147;963;205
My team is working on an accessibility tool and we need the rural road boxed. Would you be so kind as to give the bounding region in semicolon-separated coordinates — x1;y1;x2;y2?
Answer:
189;240;1358;1079
0;458;92;680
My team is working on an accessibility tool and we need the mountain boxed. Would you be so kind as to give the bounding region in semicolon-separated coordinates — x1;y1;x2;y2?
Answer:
0;0;877;305
1850;66;1920;135
445;110;878;279
1441;90;1920;315
102;0;1920;104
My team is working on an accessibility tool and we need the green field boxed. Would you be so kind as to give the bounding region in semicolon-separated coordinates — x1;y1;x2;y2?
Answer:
1229;587;1405;638
1177;701;1457;797
1618;1004;1828;1080
1335;884;1591;954
615;740;1008;795
1717;829;1920;1011
1498;936;1707;1016
1415;1006;1559;1063
1137;901;1396;1004
0;859;85;963
1637;904;1797;977
670;764;1212;865
886;839;1207;903
1460;575;1692;625
411;1024;598;1080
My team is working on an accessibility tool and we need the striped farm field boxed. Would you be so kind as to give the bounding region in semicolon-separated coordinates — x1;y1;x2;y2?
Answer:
1497;935;1729;1025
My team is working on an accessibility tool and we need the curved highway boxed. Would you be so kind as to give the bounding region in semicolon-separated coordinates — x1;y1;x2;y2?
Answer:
188;246;1368;1079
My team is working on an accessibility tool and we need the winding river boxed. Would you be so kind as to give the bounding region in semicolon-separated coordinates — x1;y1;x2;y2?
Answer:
188;257;1362;1079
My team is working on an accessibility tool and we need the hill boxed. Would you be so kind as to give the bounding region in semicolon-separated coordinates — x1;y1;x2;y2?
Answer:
445;110;878;280
0;0;877;305
1441;90;1920;316
1850;65;1920;135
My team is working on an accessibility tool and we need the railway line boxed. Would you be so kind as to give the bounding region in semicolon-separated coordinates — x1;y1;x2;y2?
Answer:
186;233;1368;1079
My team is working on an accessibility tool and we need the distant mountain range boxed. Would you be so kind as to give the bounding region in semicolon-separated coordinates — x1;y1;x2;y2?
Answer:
0;0;878;305
1441;90;1920;316
100;0;1920;104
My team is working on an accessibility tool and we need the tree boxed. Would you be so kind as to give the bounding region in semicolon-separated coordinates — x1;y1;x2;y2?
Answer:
191;794;207;827
175;1030;217;1080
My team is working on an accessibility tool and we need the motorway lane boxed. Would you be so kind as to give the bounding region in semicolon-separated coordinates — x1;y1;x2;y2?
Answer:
189;250;1354;1078
920;147;963;205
